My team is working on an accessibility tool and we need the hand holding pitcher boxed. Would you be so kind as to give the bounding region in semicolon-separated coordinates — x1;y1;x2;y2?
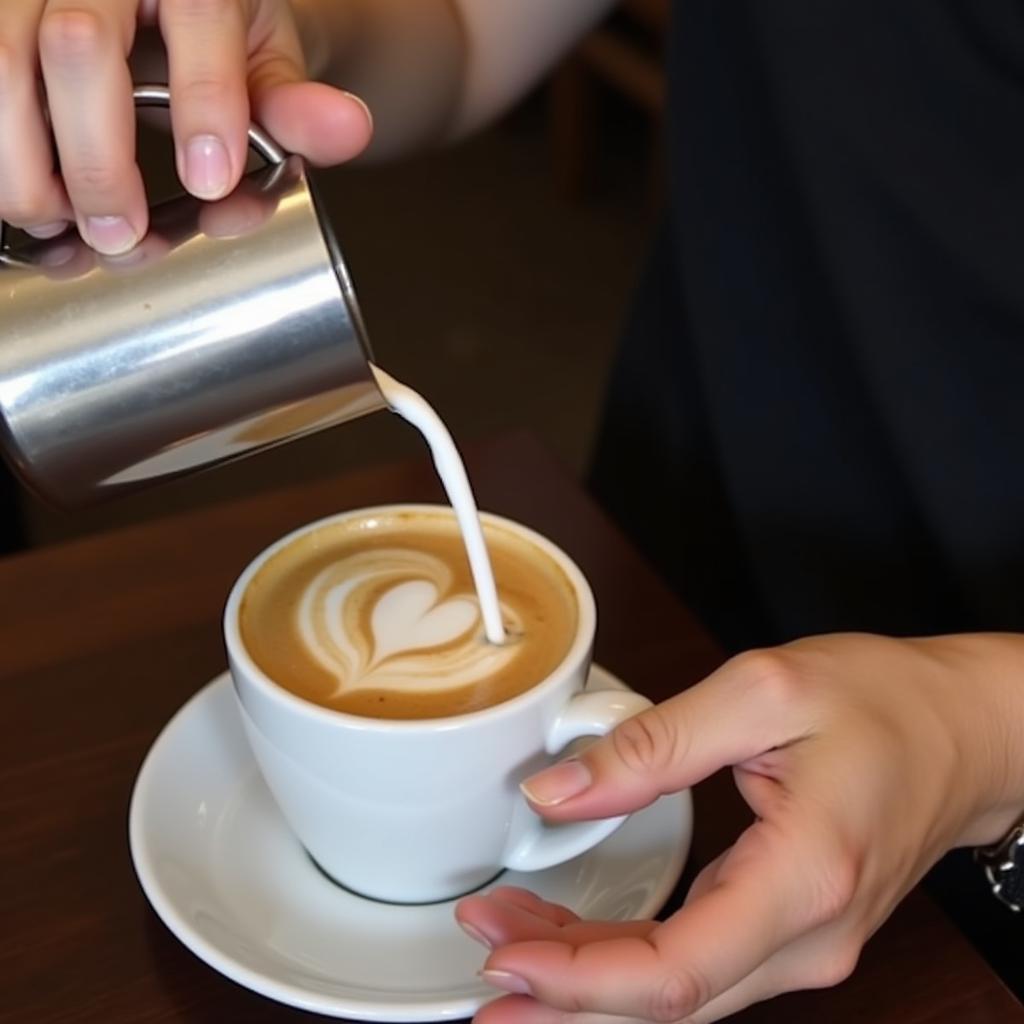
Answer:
0;0;371;252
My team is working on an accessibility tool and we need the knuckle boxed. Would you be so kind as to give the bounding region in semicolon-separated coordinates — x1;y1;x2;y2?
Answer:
562;989;586;1015
0;40;22;89
732;648;808;707
247;51;302;95
805;850;859;927
649;967;710;1022
67;161;121;195
163;0;234;21
807;941;862;989
40;8;106;61
0;192;51;227
611;707;680;778
174;74;233;107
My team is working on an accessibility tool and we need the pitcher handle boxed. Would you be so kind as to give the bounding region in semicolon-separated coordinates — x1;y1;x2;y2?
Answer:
0;83;287;253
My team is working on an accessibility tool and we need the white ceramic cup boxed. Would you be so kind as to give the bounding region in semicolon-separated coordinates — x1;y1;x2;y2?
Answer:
225;504;652;904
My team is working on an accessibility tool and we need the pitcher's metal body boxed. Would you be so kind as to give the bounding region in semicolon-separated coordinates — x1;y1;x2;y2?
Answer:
0;86;384;506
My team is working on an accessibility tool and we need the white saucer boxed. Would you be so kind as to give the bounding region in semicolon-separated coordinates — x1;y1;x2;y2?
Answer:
129;666;693;1021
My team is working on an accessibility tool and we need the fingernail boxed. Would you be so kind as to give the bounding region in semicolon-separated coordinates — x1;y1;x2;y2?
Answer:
521;758;592;806
26;221;68;239
343;90;374;130
40;243;76;268
185;134;231;200
85;216;137;256
104;245;148;268
479;970;532;995
459;921;494;949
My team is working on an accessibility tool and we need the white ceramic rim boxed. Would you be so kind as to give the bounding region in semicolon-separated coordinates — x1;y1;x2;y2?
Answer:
223;504;597;732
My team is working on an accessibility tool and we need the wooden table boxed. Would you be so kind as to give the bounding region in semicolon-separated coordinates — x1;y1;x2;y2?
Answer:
1;433;1020;1023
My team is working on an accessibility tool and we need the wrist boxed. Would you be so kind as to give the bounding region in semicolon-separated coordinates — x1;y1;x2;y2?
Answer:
283;0;467;160
931;634;1024;846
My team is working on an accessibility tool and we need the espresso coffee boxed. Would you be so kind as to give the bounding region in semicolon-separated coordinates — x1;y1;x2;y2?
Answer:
239;510;578;719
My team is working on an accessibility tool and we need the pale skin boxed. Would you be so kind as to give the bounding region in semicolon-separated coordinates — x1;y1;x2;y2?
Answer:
459;633;1024;1022
3;2;1024;1021
0;0;614;250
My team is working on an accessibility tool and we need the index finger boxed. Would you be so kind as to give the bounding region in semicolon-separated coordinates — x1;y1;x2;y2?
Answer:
160;0;249;199
481;820;817;1021
521;650;816;822
39;0;147;253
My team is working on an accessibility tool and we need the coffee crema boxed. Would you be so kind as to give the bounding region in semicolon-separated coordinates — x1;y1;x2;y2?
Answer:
239;511;578;719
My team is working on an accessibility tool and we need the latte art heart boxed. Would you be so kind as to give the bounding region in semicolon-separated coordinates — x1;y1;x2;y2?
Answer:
297;548;520;696
370;580;478;662
240;512;579;719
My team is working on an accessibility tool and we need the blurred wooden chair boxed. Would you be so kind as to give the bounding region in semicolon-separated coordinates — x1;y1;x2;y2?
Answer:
549;0;670;205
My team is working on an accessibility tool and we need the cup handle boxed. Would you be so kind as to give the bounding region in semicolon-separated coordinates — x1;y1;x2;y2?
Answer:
501;687;654;872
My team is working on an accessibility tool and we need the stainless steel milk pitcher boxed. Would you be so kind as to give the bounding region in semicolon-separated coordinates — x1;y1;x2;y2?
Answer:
0;86;384;506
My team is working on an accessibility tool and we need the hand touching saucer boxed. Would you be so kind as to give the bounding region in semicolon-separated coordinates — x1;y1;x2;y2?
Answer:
457;632;1024;1023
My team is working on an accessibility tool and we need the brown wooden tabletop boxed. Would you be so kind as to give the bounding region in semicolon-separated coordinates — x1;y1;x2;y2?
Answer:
1;432;1020;1023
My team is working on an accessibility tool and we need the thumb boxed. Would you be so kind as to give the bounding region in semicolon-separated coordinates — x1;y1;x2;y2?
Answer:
520;652;805;820
247;14;372;166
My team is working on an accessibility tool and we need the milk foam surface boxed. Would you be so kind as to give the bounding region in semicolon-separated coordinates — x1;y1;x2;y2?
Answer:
297;547;521;695
239;513;578;718
240;369;576;717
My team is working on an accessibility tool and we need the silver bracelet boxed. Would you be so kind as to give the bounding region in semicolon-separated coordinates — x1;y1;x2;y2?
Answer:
975;814;1024;912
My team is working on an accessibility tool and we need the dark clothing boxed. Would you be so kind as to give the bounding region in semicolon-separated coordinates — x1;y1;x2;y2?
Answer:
593;0;1024;651
590;0;1024;993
